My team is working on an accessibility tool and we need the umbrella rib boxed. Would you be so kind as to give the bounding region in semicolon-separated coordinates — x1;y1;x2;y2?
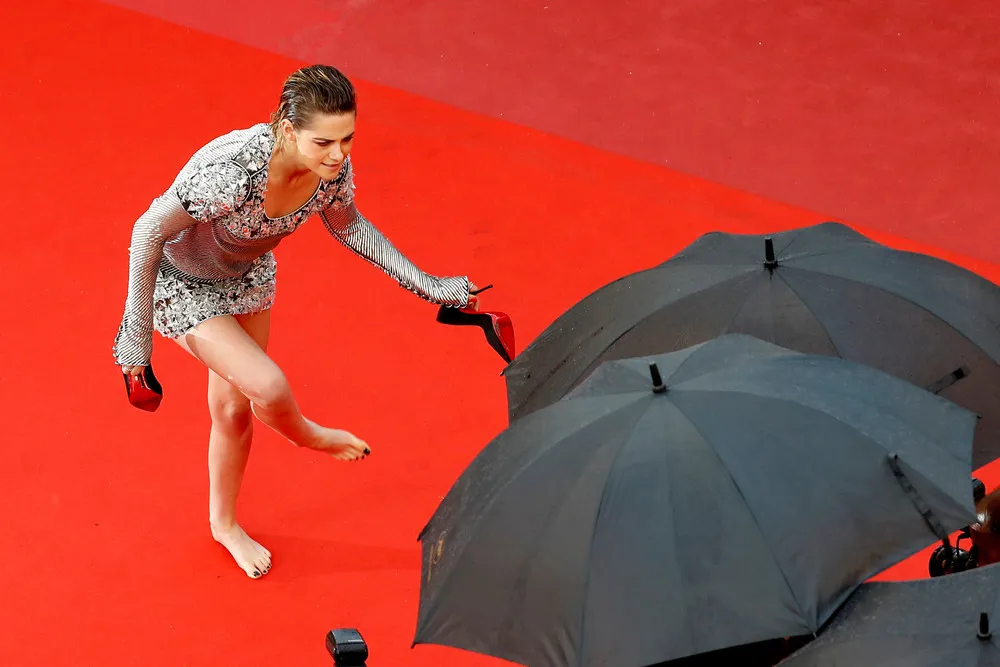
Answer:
515;270;760;410
885;454;952;543
772;272;844;358
576;400;657;667
772;233;810;260
707;273;784;347
681;385;966;468
670;396;810;626
658;346;709;387
417;395;656;659
659;406;708;655
598;272;763;387
663;274;765;379
785;263;1000;360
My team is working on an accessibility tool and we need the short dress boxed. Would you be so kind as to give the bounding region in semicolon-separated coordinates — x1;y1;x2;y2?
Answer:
113;123;471;368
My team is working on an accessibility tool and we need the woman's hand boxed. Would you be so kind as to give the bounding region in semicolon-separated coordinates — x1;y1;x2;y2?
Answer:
121;365;145;377
467;281;485;311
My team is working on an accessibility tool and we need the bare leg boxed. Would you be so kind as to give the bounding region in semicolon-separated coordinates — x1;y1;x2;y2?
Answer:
174;311;369;579
176;313;370;459
206;311;270;578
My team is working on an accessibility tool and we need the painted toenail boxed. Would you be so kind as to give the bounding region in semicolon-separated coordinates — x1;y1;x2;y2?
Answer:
254;570;260;576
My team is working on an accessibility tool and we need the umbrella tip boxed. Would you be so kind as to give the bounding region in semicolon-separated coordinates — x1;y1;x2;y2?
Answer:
979;612;992;640
649;363;667;394
764;237;778;270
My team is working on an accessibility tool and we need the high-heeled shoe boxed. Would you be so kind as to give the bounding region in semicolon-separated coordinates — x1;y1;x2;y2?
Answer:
436;285;515;363
123;364;163;412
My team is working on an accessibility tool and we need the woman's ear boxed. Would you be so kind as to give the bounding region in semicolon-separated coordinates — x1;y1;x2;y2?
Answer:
280;118;296;145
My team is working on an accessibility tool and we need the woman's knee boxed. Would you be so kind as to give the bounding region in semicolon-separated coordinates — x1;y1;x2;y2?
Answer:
209;387;253;432
245;367;293;413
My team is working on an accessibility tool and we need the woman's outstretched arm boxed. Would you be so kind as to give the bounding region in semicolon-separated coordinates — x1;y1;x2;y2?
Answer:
317;161;472;307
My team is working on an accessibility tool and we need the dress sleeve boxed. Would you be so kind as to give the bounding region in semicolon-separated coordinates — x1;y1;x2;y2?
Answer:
112;161;250;366
317;161;470;307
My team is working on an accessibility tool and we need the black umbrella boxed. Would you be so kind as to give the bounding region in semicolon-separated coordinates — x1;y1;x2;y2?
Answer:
502;222;1000;467
414;335;979;667
777;563;1000;667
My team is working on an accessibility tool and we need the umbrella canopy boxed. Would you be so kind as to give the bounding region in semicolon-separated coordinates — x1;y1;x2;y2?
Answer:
503;222;1000;466
778;563;1000;667
415;335;979;667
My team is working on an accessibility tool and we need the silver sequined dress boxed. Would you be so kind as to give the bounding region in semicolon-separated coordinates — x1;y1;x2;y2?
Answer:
113;123;470;367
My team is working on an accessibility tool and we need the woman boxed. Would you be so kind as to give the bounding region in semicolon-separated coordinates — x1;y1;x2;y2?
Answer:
113;64;480;579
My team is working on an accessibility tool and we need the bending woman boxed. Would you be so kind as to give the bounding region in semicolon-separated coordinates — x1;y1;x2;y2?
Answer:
112;64;480;579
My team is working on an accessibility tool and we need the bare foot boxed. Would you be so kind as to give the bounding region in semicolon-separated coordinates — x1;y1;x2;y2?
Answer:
308;427;371;461
211;521;272;579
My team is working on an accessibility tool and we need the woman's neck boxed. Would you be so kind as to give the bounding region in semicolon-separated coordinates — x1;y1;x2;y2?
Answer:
269;137;313;183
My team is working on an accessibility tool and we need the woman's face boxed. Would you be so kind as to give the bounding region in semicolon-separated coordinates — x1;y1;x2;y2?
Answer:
284;112;355;179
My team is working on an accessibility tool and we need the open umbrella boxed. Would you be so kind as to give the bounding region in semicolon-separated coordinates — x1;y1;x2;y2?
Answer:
414;335;979;667
777;563;1000;666
502;222;1000;466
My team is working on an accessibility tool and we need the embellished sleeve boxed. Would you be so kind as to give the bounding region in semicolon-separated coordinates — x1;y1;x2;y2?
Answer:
317;161;471;307
112;161;250;367
175;161;251;222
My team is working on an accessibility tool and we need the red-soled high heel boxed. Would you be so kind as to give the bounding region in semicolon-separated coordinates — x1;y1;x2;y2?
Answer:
123;364;163;412
436;285;516;364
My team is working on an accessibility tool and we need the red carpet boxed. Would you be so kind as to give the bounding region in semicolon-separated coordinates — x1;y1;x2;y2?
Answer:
101;0;1000;264
2;0;998;665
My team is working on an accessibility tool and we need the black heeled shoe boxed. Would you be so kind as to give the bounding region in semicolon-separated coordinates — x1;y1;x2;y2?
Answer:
436;285;515;363
123;364;163;412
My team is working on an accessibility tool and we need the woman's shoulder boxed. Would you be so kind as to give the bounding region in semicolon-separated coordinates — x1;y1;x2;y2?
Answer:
172;124;273;222
184;123;273;177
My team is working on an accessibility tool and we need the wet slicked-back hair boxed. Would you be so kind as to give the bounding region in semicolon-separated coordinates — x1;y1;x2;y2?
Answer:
269;64;357;139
